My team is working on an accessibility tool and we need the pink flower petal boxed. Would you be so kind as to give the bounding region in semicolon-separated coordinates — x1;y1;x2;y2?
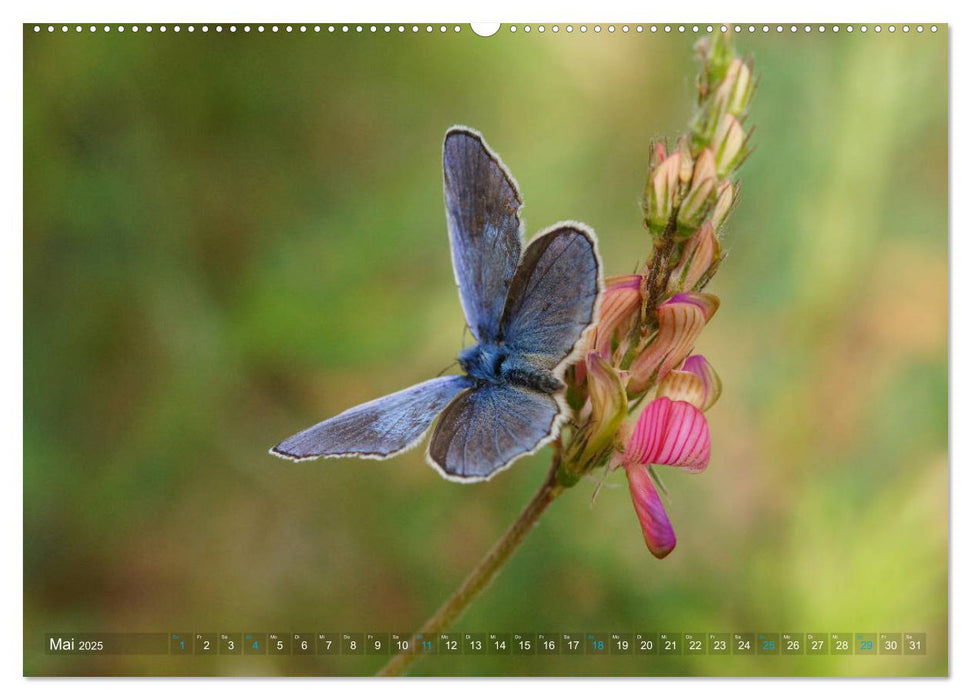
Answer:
626;464;676;558
628;304;703;392
681;354;722;411
656;400;710;472
624;397;711;472
625;394;670;465
656;369;706;409
668;292;720;322
593;275;643;359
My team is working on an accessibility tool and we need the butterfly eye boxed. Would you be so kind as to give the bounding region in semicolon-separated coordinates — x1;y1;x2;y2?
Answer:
492;351;507;375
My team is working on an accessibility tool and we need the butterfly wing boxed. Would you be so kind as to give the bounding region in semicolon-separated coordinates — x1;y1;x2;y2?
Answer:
443;127;523;343
499;224;602;371
271;375;472;461
427;383;560;481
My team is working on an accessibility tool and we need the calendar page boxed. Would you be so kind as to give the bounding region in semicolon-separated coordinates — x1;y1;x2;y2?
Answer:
22;20;948;678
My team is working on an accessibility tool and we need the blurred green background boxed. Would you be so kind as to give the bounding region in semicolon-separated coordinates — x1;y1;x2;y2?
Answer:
23;24;947;676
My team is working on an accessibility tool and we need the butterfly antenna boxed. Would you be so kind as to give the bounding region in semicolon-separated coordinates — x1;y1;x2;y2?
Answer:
436;359;460;377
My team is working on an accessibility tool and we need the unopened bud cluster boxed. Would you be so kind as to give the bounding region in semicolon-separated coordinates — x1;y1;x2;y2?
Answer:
644;35;753;244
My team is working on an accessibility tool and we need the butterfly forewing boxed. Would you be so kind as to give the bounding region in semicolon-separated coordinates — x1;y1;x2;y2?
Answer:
499;225;601;370
271;375;472;461
427;384;560;480
443;127;523;343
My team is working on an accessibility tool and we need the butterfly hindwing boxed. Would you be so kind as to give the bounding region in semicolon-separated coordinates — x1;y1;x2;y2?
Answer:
271;375;472;461
499;224;602;371
443;127;523;343
427;383;561;481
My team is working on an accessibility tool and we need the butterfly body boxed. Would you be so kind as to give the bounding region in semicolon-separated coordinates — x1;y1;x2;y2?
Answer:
271;127;602;481
458;342;562;394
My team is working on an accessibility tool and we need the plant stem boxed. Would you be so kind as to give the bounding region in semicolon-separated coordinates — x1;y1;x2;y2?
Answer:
376;454;565;676
641;209;680;324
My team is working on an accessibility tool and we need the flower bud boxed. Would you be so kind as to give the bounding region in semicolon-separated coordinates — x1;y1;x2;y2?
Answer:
710;180;736;230
677;148;716;230
677;136;694;185
712;114;748;178
691;96;726;149
644;152;682;235
674;223;720;291
715;58;754;116
704;31;734;83
649;140;667;170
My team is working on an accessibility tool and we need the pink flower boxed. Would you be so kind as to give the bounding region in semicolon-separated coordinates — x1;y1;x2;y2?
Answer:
625;396;710;471
628;292;719;394
621;396;711;558
657;354;722;412
680;354;722;411
592;274;643;361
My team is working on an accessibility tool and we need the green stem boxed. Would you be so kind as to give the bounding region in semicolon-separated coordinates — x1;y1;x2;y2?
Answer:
376;453;565;676
642;209;681;324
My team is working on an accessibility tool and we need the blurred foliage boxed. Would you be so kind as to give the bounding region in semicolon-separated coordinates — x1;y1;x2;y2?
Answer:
24;25;947;676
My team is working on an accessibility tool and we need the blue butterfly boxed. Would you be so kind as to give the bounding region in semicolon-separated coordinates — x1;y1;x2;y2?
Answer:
270;127;602;481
